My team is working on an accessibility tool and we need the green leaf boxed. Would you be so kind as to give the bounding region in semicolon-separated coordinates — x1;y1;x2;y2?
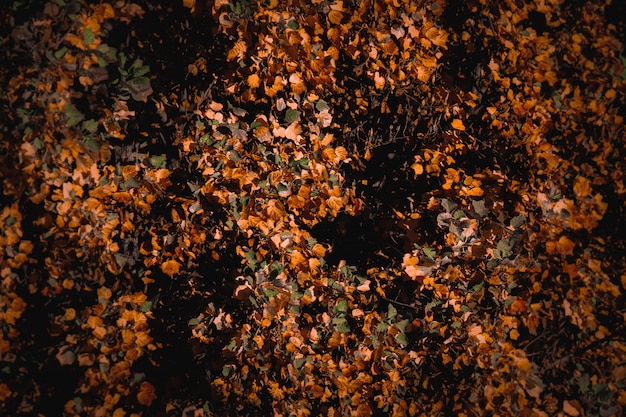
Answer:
496;239;512;258
294;357;307;369
395;333;409;346
126;77;153;101
287;20;299;30
422;247;436;260
334;299;348;314
97;43;118;62
264;288;278;298
377;321;388;332
228;150;242;161
284;109;301;123
441;198;456;213
150;154;166;168
131;59;150;77
316;99;329;111
425;299;441;311
131;74;150;85
83;28;94;45
141;301;152;312
619;55;626;80
83;136;100;152
33;137;44;150
188;318;200;326
472;199;489;217
65;103;83;127
592;383;607;395
395;319;409;332
121;177;139;191
333;317;350;333
578;373;590;393
114;253;128;268
270;262;284;273
387;303;397;320
82;119;99;133
328;173;339;186
54;46;68;59
510;214;526;229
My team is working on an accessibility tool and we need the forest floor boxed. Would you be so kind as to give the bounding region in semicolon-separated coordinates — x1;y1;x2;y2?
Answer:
1;0;625;416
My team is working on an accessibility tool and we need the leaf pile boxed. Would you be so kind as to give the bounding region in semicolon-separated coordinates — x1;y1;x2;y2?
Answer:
0;0;624;416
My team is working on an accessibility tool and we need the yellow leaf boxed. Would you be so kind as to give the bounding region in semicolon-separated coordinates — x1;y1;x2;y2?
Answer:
451;119;465;131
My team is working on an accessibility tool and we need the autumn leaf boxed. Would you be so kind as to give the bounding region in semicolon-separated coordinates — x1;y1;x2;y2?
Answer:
247;73;261;89
3;0;625;415
573;175;591;199
137;381;157;406
161;259;181;277
556;235;576;256
563;399;581;416
451;119;465;131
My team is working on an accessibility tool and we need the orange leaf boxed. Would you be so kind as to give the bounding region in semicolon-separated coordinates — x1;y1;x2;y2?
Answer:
161;259;181;277
328;10;343;25
563;400;581;416
137;381;157;406
411;162;424;176
573;176;591;199
451;119;465;131
556;235;576;256
247;73;261;89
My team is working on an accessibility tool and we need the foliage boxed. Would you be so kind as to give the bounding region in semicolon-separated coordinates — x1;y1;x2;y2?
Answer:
0;0;624;416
